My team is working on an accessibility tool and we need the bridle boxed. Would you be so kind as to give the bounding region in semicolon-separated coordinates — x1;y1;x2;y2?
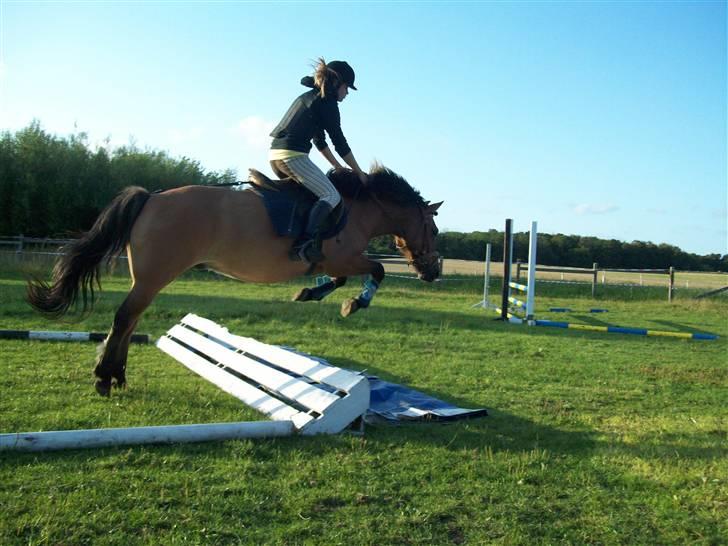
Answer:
369;196;438;270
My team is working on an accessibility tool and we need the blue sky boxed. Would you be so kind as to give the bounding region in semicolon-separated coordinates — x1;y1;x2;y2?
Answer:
1;0;725;255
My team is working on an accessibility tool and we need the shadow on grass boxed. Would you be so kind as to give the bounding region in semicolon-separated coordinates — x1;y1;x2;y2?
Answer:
650;318;719;336
325;356;725;462
567;314;611;326
544;314;720;337
2;403;722;467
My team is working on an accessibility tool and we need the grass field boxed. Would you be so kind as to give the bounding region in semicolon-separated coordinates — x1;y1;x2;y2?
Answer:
0;266;726;545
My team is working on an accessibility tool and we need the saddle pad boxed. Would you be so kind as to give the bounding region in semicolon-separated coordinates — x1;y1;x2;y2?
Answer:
250;186;347;240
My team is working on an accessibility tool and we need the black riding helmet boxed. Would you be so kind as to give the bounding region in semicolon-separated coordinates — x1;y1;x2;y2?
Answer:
327;60;357;90
300;60;357;91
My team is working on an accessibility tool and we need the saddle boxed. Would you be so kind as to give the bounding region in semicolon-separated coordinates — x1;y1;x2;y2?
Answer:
247;169;347;241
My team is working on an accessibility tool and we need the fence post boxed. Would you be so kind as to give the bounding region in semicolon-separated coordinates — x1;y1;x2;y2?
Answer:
15;235;24;263
482;243;491;309
592;262;598;298
668;266;675;302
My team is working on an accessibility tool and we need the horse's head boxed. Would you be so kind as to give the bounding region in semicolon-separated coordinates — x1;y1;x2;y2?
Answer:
328;165;443;281
394;201;443;282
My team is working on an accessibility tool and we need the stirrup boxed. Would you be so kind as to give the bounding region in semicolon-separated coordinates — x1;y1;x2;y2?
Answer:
289;242;305;262
290;239;325;264
302;241;325;263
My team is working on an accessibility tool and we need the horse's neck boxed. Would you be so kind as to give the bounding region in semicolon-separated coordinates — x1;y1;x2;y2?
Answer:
344;198;403;239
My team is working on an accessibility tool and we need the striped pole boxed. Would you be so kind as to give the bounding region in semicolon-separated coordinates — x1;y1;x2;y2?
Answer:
494;307;521;323
0;330;150;344
509;281;529;293
534;320;717;341
549;308;609;313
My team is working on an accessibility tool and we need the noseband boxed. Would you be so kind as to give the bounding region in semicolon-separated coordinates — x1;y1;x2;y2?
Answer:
396;243;439;269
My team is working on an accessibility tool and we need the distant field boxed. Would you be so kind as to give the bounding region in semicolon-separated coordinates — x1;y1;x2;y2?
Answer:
2;251;727;292
389;258;728;292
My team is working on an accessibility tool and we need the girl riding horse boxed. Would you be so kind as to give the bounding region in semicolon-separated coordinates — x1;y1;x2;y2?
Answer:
269;58;368;264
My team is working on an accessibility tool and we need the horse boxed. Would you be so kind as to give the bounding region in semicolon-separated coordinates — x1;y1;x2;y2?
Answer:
26;165;442;396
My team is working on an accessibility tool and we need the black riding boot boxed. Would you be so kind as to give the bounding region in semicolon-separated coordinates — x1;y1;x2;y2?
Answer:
290;200;333;263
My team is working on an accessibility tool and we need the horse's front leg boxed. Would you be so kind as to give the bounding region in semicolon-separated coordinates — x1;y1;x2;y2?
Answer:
292;276;348;302
328;258;384;318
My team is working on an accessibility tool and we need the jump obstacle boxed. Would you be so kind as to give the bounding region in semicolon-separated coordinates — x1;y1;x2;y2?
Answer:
473;219;718;341
532;320;717;341
0;314;369;452
473;219;537;324
549;308;608;313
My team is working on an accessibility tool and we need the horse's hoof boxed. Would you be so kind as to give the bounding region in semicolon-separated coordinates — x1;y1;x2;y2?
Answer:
341;298;360;318
293;288;312;302
95;379;112;397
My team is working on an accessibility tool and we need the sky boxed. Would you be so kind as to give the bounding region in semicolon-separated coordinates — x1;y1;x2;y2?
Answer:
1;0;726;256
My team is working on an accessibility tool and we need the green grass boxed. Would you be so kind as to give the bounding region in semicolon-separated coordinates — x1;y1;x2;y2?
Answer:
0;267;726;545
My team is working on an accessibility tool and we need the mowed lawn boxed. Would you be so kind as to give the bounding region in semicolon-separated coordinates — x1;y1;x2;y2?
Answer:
0;268;726;545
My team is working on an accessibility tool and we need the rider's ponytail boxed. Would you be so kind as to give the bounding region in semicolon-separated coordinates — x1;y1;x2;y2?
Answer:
313;58;342;98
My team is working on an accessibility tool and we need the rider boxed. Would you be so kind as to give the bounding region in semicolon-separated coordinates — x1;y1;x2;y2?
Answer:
269;58;368;263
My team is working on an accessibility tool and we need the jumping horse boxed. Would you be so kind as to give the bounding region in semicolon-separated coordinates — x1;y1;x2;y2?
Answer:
27;165;442;396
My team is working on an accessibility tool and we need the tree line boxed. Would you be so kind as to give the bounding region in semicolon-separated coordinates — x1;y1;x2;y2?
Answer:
369;231;726;272
0;122;236;237
1;123;725;272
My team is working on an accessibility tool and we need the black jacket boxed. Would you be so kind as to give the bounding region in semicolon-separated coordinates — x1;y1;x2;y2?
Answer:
270;77;351;157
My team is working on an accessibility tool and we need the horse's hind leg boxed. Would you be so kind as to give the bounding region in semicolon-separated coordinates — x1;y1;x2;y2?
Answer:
292;276;347;302
94;283;158;396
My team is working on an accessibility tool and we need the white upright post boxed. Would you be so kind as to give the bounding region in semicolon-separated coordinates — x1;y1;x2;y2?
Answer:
526;221;538;323
508;221;515;304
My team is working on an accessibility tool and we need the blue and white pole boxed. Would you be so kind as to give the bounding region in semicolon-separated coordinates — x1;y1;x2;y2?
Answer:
0;330;149;343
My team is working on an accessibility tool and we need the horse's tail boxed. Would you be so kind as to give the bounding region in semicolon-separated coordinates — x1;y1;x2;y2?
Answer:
26;186;151;318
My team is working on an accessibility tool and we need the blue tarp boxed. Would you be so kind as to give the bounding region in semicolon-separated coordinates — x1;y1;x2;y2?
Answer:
365;376;488;423
280;346;488;424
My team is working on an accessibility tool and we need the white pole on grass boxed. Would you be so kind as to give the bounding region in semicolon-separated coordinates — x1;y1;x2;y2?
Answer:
483;243;491;308
526;221;538;323
0;421;295;452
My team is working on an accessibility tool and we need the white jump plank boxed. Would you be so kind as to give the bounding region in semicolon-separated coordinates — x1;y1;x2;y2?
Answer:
181;314;363;391
299;377;370;435
226;336;362;391
167;325;340;414
157;336;309;426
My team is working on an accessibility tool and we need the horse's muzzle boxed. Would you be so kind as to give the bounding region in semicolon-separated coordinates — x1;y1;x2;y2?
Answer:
416;256;441;282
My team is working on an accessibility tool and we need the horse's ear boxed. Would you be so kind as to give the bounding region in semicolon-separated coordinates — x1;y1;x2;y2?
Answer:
427;201;444;214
